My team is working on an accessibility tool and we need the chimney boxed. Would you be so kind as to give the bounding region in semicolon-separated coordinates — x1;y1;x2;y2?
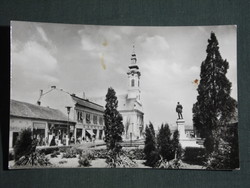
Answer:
82;92;85;99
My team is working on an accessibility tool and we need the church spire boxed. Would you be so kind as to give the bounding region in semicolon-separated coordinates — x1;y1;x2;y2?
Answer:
131;44;137;65
129;44;139;69
127;45;141;100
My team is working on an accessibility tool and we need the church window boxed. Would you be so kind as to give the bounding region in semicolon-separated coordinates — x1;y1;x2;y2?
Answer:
138;80;140;87
131;79;135;87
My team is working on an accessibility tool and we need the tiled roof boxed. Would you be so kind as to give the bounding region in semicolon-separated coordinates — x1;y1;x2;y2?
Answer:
10;99;74;123
71;95;104;112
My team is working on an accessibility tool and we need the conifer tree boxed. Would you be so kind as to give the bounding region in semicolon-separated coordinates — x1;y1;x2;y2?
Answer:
157;124;173;161
144;122;159;167
172;130;182;159
104;87;124;152
14;128;33;161
193;32;237;154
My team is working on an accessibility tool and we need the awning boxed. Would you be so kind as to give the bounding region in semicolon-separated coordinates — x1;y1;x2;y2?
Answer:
86;130;95;136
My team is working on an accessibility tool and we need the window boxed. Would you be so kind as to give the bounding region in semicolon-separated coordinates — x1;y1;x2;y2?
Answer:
99;117;103;125
86;113;91;124
99;130;103;140
138;80;140;87
93;115;97;124
77;111;83;123
131;79;135;87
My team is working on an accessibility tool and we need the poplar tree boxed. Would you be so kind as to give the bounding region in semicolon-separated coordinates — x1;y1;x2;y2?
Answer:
157;124;173;161
104;87;124;152
172;130;182;159
193;32;236;154
144;122;158;167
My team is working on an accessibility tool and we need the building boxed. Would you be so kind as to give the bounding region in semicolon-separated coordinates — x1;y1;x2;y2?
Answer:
90;48;144;140
9;99;75;148
38;88;105;143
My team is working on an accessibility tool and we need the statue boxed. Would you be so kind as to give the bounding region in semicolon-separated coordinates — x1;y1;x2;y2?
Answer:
176;102;183;119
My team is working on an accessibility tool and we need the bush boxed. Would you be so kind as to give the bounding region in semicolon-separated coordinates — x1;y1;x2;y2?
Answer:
14;129;33;161
91;149;108;159
62;148;77;158
78;151;94;167
144;150;160;167
183;147;206;165
126;148;145;160
206;138;239;170
15;151;51;166
50;150;60;158
106;150;137;168
9;151;14;161
38;147;59;155
59;160;67;164
78;157;91;167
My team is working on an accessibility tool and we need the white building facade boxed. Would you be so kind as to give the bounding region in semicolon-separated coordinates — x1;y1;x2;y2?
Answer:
90;49;144;140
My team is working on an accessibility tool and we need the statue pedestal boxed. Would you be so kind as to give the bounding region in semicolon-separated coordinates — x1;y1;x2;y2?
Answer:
176;119;186;140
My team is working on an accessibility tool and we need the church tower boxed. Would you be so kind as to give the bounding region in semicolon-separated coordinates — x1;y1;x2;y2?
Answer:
127;45;141;100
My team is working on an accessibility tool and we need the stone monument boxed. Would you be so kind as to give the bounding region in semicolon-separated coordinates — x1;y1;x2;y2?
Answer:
176;102;186;139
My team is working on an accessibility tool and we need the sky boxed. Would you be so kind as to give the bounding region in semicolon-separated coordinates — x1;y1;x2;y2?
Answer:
11;21;237;128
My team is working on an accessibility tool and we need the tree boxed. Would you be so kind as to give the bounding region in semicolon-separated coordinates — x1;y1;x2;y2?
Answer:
104;87;124;153
172;130;182;160
144;122;159;167
157;124;173;161
14;128;33;161
193;32;237;154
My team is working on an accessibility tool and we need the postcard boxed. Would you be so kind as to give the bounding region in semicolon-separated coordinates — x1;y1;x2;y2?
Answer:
9;21;238;169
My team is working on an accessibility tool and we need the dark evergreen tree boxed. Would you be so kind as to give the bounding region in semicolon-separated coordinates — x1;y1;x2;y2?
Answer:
172;130;182;159
104;87;124;152
193;32;237;154
157;124;173;161
14;128;33;161
144;122;159;167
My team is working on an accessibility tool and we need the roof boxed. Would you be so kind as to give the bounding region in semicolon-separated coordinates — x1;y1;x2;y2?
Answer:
10;100;74;123
71;95;104;112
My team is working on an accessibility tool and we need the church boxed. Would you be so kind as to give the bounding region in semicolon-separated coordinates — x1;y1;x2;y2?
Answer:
90;48;144;140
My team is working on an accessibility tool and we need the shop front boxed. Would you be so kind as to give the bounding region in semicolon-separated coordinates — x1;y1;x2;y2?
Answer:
48;123;75;146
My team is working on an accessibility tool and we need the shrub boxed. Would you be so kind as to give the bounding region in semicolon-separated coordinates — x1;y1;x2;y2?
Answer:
62;148;77;158
14;129;33;161
144;150;160;167
15;151;51;166
126;148;145;160
78;151;94;167
38;147;59;155
59;160;68;164
106;150;137;168
157;158;181;169
183;147;206;165
92;149;108;159
9;151;14;161
206;137;239;170
78;157;91;167
50;150;60;158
